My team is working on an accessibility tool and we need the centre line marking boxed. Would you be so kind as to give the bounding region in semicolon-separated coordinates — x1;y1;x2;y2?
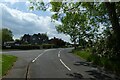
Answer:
58;50;62;57
60;59;71;71
58;50;62;54
58;53;60;57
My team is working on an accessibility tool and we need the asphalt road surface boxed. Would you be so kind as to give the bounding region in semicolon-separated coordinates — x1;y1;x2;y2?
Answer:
2;48;115;79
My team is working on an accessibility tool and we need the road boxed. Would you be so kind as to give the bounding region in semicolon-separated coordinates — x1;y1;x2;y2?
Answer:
2;48;114;79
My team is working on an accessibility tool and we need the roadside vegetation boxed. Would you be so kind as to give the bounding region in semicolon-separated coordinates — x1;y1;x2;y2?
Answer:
72;48;91;60
73;48;120;75
0;54;17;77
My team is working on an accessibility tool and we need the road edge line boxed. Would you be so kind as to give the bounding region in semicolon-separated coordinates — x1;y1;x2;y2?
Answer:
60;59;71;71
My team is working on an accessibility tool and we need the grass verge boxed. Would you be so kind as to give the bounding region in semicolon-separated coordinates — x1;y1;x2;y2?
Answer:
72;49;120;74
0;54;17;77
72;48;91;60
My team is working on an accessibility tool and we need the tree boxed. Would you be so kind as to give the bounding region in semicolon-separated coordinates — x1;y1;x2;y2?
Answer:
15;39;21;44
49;37;66;47
39;33;49;44
28;1;119;46
105;2;120;36
2;28;13;43
56;11;89;48
29;2;102;48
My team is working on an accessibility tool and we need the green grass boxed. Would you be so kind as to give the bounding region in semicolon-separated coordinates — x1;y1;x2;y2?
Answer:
72;49;91;60
0;54;17;77
72;49;120;74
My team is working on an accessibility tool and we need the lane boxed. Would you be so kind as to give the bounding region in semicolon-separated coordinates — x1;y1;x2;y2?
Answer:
2;48;117;79
59;48;116;79
31;49;56;63
3;48;94;78
2;49;46;78
28;49;72;78
2;50;45;62
28;48;94;78
59;48;94;79
2;48;96;79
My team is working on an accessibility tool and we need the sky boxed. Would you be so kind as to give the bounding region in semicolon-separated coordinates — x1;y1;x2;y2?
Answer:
0;0;71;43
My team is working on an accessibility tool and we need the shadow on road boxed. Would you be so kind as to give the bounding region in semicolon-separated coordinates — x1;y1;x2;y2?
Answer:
74;61;97;67
73;61;120;80
66;72;95;80
86;70;114;80
66;72;83;79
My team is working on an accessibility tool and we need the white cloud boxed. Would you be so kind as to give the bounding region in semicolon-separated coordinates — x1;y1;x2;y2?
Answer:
0;3;71;42
5;0;19;4
1;0;27;4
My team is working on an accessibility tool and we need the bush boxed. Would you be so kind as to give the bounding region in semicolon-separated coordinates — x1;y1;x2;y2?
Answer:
73;48;120;75
2;45;40;50
41;44;54;49
73;49;91;60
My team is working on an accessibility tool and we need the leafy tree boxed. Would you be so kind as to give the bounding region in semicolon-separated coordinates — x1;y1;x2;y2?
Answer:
49;37;66;47
2;28;13;43
28;1;119;47
15;39;21;44
28;2;102;44
38;33;49;44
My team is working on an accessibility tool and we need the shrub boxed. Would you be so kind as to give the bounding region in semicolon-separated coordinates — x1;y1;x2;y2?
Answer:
42;44;55;49
2;45;40;50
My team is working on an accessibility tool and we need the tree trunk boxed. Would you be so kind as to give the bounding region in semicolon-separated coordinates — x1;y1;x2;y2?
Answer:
74;41;77;49
105;2;120;38
105;2;120;57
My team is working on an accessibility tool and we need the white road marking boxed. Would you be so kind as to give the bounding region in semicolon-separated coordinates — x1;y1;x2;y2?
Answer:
32;52;44;62
32;49;54;63
58;50;61;54
58;53;60;57
60;59;71;71
58;50;62;57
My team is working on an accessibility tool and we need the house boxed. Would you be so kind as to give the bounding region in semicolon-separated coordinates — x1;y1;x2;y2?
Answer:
21;33;49;45
21;34;31;44
49;37;66;47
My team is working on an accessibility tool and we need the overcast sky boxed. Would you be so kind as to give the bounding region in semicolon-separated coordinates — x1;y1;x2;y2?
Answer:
0;0;71;43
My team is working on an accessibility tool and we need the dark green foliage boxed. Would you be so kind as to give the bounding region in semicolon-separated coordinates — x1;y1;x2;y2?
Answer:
1;28;13;43
73;48;120;74
49;37;66;48
91;32;120;74
42;44;55;49
2;45;40;50
72;49;91;60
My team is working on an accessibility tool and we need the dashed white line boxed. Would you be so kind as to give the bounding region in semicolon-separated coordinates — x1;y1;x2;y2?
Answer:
58;50;62;54
60;59;71;71
58;53;60;57
58;50;62;57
